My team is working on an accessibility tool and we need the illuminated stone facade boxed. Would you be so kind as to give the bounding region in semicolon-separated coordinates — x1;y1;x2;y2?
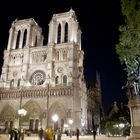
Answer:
0;9;87;132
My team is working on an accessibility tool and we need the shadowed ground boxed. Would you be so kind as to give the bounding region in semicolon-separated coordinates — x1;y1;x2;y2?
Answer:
0;134;127;140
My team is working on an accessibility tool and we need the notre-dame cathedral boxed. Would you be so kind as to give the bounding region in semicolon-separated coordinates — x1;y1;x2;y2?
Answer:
0;9;88;132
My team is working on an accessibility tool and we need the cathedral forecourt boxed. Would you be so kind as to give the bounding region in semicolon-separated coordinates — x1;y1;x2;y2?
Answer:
0;9;87;133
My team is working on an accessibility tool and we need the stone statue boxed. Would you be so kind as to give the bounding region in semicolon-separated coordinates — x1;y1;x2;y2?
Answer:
123;58;140;96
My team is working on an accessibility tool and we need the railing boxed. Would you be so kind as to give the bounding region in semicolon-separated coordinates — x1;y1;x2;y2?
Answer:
0;86;73;100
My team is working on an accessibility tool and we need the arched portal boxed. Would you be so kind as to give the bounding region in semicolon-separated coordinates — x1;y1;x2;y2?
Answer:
0;104;16;131
23;100;42;132
48;101;66;131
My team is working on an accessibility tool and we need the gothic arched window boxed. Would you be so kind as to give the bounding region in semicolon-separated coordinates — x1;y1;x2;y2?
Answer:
56;51;59;60
35;36;37;46
55;76;59;85
63;75;67;84
10;79;14;88
57;24;61;44
64;23;68;42
29;119;34;131
17;79;21;88
22;29;27;48
13;56;16;64
21;55;23;63
35;119;39;131
16;30;21;49
63;50;67;60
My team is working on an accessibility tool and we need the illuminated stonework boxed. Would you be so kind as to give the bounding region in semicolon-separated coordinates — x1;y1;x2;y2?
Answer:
0;9;87;132
30;70;46;86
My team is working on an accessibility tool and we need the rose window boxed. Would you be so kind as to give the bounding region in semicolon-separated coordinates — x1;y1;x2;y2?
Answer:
30;70;46;85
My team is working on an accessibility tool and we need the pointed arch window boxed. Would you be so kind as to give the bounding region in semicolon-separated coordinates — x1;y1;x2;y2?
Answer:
35;119;39;131
63;50;67;60
13;56;16;64
57;24;61;44
56;51;59;60
16;30;21;49
55;76;59;85
21;55;23;63
63;75;67;84
5;121;8;129
10;79;14;88
64;23;68;42
10;121;13;130
17;79;21;88
22;29;27;48
29;119;34;131
35;36;37;46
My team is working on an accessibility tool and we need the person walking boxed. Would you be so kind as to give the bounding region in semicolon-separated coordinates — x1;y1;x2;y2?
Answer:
46;127;54;140
56;128;61;140
76;128;79;140
93;129;97;140
20;128;25;140
38;128;44;140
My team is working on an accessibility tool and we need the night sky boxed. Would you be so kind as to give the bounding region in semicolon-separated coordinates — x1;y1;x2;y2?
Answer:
0;0;129;111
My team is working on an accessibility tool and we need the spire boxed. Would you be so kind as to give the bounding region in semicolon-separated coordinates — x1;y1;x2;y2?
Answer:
69;7;74;12
113;101;119;113
95;71;101;90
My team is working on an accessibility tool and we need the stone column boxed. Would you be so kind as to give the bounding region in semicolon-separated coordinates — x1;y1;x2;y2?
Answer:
7;27;14;50
48;22;53;43
128;90;140;140
12;31;18;50
26;25;31;47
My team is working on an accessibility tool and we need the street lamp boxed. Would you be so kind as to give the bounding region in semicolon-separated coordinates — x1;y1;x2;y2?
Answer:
52;114;59;130
18;86;27;140
18;108;27;140
68;119;73;138
18;108;27;117
81;121;85;136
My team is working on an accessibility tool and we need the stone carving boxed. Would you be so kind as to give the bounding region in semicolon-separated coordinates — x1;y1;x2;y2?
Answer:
123;58;140;96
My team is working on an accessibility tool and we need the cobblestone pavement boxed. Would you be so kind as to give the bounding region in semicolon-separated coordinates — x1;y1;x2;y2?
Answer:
0;134;127;140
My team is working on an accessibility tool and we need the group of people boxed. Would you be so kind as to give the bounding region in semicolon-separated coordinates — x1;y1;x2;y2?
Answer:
38;127;62;140
9;128;25;140
9;127;97;140
38;127;82;140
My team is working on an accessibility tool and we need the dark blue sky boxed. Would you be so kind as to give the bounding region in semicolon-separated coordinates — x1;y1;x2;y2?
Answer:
0;0;128;111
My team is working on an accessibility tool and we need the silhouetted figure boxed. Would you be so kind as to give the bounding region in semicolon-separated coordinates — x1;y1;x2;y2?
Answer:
93;129;97;140
69;129;72;138
38;128;44;140
21;128;25;140
10;128;19;140
76;128;79;140
56;128;61;140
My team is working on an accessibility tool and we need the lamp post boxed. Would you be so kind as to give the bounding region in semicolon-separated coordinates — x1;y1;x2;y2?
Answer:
18;108;27;140
81;121;85;136
68;119;73;138
52;114;59;131
46;84;49;128
18;87;27;140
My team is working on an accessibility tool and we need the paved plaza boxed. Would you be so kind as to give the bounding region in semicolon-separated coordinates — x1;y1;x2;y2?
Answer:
0;134;127;140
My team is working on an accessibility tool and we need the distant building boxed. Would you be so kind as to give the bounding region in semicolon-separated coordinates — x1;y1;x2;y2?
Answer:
0;9;87;132
86;72;104;132
108;101;129;118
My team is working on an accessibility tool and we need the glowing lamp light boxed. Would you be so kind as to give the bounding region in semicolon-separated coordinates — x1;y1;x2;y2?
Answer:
81;122;85;127
52;114;59;122
69;119;73;125
119;123;125;128
18;108;27;116
64;124;69;128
